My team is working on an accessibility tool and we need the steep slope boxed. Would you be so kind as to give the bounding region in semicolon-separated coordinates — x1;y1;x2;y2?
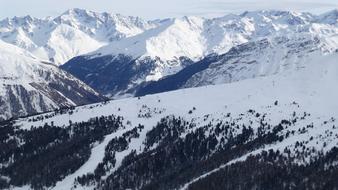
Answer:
62;10;338;98
0;40;105;120
1;52;338;189
0;8;158;65
182;35;337;88
136;33;338;96
318;9;338;25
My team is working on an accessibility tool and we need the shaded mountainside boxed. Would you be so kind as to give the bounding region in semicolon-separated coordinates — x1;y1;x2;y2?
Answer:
0;40;105;121
62;55;194;98
135;54;219;97
1;51;338;189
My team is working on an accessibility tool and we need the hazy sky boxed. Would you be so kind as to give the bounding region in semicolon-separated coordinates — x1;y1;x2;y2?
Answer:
0;0;337;20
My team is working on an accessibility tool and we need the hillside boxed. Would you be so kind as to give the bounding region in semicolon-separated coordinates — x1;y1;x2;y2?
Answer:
0;52;337;189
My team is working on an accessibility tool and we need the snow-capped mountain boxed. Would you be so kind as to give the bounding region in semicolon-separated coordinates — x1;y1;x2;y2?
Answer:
1;50;338;189
62;10;338;98
0;39;105;120
2;9;338;99
0;8;158;65
1;9;337;115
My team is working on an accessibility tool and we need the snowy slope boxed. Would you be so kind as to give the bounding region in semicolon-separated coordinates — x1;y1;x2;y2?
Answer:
5;51;338;189
182;34;338;88
18;51;338;130
0;40;104;120
0;8;158;65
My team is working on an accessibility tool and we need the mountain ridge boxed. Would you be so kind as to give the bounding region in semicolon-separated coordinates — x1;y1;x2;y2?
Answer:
2;8;338;66
0;39;105;120
0;8;159;65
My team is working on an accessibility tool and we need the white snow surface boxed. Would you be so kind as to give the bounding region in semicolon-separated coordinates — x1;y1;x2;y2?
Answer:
11;51;338;189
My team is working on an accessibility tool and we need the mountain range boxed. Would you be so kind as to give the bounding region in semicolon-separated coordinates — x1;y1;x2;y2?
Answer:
2;9;338;98
0;8;158;65
60;9;338;97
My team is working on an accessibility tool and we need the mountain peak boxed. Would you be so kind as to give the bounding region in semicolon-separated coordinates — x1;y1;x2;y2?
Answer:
59;8;143;23
61;8;94;17
57;8;101;22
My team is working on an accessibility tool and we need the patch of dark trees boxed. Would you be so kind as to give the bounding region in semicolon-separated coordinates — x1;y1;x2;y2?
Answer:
1;109;337;190
83;110;338;190
0;114;124;189
75;124;144;187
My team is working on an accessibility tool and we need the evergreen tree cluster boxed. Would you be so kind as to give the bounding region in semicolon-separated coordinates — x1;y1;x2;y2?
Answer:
75;124;145;187
84;110;338;190
94;112;289;190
